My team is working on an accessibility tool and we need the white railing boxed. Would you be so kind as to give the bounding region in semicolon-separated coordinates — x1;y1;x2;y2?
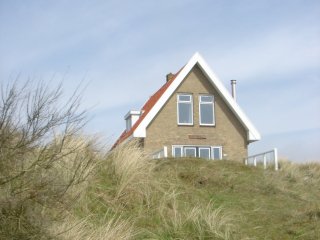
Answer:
245;148;278;171
152;146;168;159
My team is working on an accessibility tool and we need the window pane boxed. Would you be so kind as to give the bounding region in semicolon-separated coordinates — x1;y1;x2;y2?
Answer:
179;95;191;101
201;96;213;102
199;148;210;160
213;147;221;160
200;104;214;124
179;102;192;124
185;148;196;157
174;147;182;157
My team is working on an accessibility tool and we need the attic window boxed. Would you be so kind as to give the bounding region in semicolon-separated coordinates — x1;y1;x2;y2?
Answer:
199;95;215;126
177;94;193;125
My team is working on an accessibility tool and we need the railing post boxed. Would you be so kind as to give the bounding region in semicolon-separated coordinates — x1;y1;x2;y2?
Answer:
254;157;257;167
274;148;278;171
263;153;267;169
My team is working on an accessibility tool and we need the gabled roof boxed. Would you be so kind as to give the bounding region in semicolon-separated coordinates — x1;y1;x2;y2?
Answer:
112;68;183;148
113;52;261;148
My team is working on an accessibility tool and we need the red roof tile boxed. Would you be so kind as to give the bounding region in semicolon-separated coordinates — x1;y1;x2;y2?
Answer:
112;67;184;149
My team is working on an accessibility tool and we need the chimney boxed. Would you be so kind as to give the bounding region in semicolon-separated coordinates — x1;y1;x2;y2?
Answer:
231;80;237;101
124;110;141;131
166;73;174;82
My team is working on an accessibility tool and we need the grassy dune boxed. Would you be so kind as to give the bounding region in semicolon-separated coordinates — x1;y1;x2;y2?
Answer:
64;142;320;239
1;140;320;239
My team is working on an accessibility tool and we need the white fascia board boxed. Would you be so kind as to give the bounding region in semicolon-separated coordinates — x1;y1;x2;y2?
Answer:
195;54;261;142
134;53;199;138
248;131;260;143
134;52;261;142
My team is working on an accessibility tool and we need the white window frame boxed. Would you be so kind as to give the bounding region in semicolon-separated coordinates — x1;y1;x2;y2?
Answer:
199;147;211;160
172;145;223;160
211;146;222;160
177;94;193;125
184;147;197;157
199;95;215;126
172;146;183;158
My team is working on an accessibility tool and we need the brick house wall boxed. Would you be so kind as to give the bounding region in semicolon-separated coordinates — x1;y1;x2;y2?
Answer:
144;65;248;162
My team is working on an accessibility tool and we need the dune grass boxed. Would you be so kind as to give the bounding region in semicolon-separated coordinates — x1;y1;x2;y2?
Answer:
1;136;319;239
71;144;319;240
49;215;136;240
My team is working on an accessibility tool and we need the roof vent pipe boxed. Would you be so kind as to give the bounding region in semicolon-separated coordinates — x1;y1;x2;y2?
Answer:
231;80;237;101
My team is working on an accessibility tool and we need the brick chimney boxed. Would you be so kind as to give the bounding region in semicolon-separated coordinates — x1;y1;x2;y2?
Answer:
166;73;174;82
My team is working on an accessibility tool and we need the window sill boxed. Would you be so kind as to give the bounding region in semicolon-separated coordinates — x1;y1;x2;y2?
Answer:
200;124;215;127
178;123;194;126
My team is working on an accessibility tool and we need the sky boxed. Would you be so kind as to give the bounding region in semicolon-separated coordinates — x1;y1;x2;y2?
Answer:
0;0;319;162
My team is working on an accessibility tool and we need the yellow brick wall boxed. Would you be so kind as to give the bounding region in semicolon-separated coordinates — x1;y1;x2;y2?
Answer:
144;65;248;162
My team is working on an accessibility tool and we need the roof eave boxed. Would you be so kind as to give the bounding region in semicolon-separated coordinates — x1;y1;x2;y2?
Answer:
248;130;261;143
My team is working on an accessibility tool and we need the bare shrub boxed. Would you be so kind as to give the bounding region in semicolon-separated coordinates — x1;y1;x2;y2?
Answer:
0;80;99;239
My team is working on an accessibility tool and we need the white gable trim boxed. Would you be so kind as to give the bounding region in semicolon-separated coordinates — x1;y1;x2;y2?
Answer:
133;52;261;142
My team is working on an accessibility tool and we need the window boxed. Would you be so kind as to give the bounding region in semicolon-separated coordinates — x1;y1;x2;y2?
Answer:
177;94;193;125
184;147;196;157
172;145;222;160
199;95;215;125
199;147;211;160
212;147;222;160
173;146;182;157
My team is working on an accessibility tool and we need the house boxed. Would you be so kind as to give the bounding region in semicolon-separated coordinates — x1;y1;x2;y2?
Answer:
112;52;260;162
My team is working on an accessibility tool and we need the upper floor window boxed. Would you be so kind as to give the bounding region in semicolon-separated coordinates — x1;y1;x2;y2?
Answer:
177;94;193;125
199;95;215;125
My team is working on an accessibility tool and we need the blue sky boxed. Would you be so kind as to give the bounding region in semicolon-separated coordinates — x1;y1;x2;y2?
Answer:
0;0;319;161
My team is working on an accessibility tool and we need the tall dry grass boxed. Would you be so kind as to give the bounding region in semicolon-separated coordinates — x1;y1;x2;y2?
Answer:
50;215;136;240
155;189;235;240
90;144;238;239
189;205;235;239
105;140;155;205
279;159;320;185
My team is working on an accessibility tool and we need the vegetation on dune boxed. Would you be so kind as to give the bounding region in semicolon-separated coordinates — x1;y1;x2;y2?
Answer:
0;81;99;239
1;80;319;239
